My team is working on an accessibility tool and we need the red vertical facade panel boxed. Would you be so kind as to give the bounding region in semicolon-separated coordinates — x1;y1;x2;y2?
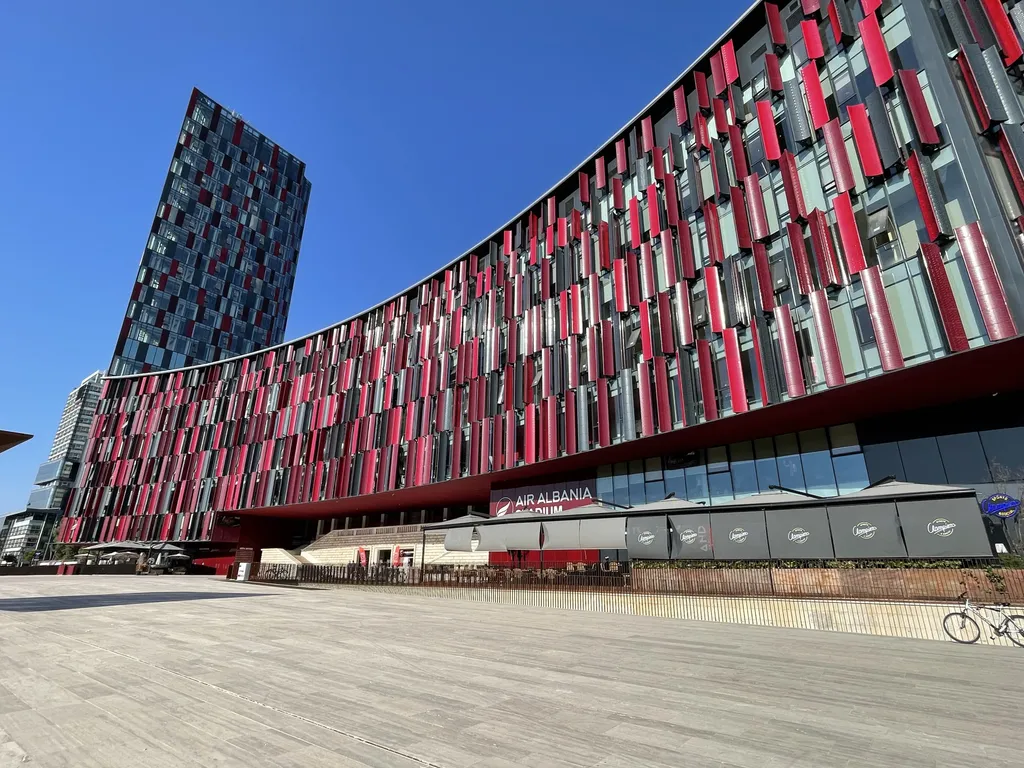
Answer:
766;3;786;47
613;259;629;313
641;116;655;153
730;186;753;250
765;52;784;93
810;290;846;387
640;300;655;360
801;60;830;130
752;242;775;312
780;151;808;222
907;151;944;243
673;86;689;126
847;103;884;178
860;12;895;86
657;292;676;354
704;202;725;264
564;391;577;456
755;101;782;161
802;20;825;59
822;119;855;194
860;266;905;371
774;304;807;397
832;191;867;275
956;221;1019;340
787;221;815;295
722;39;739;84
744;173;770;241
722;328;749;413
919;243;970;352
695;339;719;421
898;70;941;146
615;139;627;173
980;0;1023;65
695;71;711;111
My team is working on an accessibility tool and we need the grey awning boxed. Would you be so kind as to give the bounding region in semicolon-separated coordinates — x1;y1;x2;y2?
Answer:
841;478;974;500
765;506;834;560
502;521;541;550
827;502;907;559
627;516;670;559
896;498;993;558
714;490;816;508
423;513;490;530
542;519;580;550
627;498;707;512
443;528;475;552
579;516;626;549
475;525;506;552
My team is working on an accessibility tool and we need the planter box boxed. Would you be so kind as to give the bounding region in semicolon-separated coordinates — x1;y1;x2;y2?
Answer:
633;568;1024;603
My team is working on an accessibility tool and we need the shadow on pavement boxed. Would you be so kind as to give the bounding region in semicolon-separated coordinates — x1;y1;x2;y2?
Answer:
0;592;268;613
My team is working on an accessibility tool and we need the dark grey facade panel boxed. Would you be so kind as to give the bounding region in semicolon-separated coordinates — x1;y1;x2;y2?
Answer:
896;498;994;558
627;515;671;559
937;0;975;50
669;513;714;559
710;510;770;560
962;44;1009;127
864;90;901;170
765;506;835;559
783;78;812;145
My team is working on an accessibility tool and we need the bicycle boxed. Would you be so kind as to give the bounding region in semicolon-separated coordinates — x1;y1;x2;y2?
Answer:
942;591;1024;646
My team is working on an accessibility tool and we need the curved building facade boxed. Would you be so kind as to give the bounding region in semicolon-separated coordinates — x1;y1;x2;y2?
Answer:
61;0;1024;554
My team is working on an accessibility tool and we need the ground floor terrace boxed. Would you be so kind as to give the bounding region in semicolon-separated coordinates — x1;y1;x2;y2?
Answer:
1;575;1023;767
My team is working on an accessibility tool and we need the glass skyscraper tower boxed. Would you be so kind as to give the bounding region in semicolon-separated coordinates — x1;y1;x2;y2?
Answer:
110;88;312;375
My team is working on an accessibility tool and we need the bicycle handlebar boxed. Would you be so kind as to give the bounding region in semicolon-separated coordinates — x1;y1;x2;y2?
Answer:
957;591;968;601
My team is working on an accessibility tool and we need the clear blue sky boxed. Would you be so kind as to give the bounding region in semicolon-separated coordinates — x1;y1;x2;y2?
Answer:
0;0;749;516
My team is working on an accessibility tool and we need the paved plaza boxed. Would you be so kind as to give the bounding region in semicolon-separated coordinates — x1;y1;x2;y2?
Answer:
0;576;1021;767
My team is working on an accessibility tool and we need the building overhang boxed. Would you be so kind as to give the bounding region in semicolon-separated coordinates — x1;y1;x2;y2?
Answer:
0;431;31;456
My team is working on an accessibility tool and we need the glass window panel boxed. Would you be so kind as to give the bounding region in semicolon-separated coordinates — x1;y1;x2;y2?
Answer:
801;448;838;497
980;428;1024;481
646;480;666;502
596;466;614;502
829;424;861;455
644;457;663;480
834;453;870;494
685;465;710;504
709;471;734;505
937;432;992;485
898;438;947;484
863;441;907;482
664;468;687;499
628;468;646;505
613;465;630;507
754;437;780;490
707;446;729;474
730;441;759;498
775;433;806;492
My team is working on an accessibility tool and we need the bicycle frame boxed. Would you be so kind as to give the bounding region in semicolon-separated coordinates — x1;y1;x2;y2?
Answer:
961;599;1015;636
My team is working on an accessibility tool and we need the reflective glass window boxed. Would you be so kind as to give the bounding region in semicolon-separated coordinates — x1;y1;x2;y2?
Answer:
898;438;947;484
937;433;992;485
776;432;806;492
729;442;759;498
980;428;1024;481
754;437;780;491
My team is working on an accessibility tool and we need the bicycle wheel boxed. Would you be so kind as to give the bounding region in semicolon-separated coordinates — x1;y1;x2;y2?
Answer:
1004;615;1024;648
943;611;981;643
